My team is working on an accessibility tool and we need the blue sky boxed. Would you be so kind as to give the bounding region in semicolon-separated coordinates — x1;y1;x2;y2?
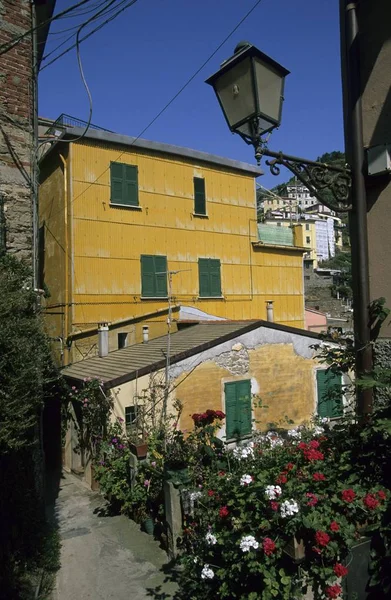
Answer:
39;0;344;188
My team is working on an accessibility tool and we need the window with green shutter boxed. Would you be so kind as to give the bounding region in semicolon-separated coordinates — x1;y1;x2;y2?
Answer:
140;255;167;298
198;258;222;297
194;177;206;215
225;380;252;439
316;369;343;418
110;162;139;206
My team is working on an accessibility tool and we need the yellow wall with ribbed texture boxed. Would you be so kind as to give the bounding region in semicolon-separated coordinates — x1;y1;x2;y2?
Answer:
40;139;305;362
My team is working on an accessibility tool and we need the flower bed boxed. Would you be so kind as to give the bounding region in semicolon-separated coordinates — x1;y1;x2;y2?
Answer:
177;423;389;600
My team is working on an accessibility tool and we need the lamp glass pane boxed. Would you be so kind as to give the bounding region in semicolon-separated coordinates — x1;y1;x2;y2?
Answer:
236;116;273;138
254;57;284;123
214;57;256;128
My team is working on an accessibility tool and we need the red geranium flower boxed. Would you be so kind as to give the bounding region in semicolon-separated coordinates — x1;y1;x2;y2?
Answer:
262;537;276;556
315;530;330;547
298;442;307;450
270;501;279;511
313;472;326;481
218;471;226;477
306;493;318;507
286;462;294;471
334;563;348;577
304;448;325;461
207;490;215;497
363;493;380;510
219;506;229;518
378;490;387;501
330;521;340;532
214;410;226;419
325;584;342;599
276;474;287;484
342;489;356;503
309;440;320;449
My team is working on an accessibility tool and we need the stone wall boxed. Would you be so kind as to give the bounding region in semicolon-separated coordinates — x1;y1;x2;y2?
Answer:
0;0;34;261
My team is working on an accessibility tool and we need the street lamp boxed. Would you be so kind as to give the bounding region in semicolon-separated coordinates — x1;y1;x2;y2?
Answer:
206;42;351;214
206;36;373;416
205;41;290;150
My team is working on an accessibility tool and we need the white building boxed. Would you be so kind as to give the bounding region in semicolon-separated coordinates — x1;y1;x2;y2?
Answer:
286;182;318;209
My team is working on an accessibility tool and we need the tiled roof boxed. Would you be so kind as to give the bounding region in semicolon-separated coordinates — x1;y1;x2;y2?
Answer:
62;320;319;389
62;321;261;388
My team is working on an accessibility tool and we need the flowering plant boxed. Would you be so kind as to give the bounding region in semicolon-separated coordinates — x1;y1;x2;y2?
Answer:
177;421;389;599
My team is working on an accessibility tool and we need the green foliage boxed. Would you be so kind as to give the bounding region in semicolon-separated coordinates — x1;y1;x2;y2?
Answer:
0;255;61;598
0;254;57;451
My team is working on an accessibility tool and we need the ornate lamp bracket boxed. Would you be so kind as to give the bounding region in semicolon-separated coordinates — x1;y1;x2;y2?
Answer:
238;124;352;213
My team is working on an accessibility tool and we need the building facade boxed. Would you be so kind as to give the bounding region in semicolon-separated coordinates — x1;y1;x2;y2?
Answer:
39;128;306;364
0;0;55;275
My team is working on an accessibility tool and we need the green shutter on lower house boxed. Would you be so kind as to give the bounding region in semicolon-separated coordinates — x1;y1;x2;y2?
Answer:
141;255;155;297
316;370;343;418
225;380;252;439
209;259;221;297
225;382;239;439
111;162;124;204
237;380;252;436
194;177;206;215
154;255;168;297
198;259;210;297
123;164;139;206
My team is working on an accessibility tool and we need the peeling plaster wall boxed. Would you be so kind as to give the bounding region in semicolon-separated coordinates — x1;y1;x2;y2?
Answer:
169;327;321;436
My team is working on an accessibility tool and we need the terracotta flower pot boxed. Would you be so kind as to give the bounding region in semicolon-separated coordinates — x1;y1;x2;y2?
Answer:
130;442;148;458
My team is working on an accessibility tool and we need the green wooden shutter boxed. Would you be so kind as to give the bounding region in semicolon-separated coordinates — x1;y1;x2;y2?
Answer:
225;382;239;439
154;255;168;297
194;177;206;215
327;371;343;417
141;255;155;297
317;370;343;418
209;259;221;297
123;165;139;206
111;162;124;204
237;380;252;435
198;259;210;297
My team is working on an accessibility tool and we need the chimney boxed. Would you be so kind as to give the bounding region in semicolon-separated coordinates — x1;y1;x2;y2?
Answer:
266;301;274;323
142;325;149;343
98;323;109;357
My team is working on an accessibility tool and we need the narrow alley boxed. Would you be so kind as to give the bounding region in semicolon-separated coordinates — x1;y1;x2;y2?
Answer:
51;473;177;600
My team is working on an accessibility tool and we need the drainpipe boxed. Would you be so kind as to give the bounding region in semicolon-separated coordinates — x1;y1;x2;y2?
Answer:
266;301;274;323
340;0;373;415
59;153;69;362
142;325;149;343
98;323;109;357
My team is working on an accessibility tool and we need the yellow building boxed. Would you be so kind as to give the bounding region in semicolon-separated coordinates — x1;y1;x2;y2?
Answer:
62;320;346;487
39;127;305;364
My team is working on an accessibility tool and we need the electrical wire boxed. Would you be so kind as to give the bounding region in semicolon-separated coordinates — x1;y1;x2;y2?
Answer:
41;0;131;67
40;0;139;71
67;0;264;208
0;0;94;56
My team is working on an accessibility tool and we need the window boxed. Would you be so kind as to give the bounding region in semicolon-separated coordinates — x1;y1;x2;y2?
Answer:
306;236;311;244
306;224;310;231
198;258;222;297
194;177;206;215
225;380;252;439
110;162;139;206
140;255;167;297
316;370;343;418
125;405;139;427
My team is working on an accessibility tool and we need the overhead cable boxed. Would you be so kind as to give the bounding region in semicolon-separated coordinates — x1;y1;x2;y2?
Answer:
0;0;94;56
40;0;140;71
